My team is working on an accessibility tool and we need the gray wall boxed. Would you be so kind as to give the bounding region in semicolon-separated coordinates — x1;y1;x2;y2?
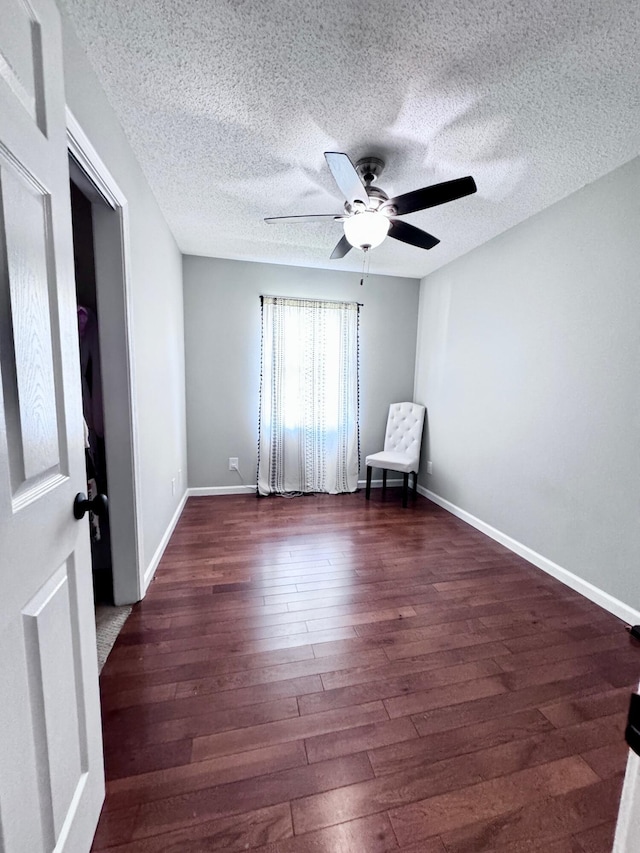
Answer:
415;156;640;611
60;6;188;591
183;256;420;488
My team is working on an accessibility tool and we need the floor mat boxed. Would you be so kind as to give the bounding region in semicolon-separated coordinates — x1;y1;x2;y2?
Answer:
95;604;132;673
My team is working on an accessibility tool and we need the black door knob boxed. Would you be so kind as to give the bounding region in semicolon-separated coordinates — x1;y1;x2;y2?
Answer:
73;492;108;520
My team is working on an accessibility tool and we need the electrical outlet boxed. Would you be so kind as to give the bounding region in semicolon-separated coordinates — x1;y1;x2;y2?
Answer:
171;477;176;495
426;461;433;475
229;457;239;471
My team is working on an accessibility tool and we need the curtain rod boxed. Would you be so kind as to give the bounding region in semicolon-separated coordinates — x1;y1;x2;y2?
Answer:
260;294;363;307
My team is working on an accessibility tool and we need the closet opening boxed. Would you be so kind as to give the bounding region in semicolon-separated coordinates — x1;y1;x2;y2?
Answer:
70;179;114;604
67;113;142;637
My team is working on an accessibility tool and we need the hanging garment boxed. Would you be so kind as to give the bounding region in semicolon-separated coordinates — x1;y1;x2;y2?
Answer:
78;305;104;438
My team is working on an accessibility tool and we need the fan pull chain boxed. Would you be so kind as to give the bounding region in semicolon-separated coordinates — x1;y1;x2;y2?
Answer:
359;247;371;286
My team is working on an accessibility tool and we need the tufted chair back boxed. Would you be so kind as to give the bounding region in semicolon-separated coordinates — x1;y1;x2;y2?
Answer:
383;402;425;462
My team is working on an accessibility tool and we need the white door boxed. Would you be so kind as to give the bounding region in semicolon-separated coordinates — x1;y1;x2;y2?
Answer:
614;693;640;851
0;0;104;849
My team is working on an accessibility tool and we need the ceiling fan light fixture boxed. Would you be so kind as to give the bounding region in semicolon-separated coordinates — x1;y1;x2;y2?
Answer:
343;210;390;250
266;152;476;259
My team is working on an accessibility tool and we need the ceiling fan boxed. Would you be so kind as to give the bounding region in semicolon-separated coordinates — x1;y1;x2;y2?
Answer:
265;152;477;259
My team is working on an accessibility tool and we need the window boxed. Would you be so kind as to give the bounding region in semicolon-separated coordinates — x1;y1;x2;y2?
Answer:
257;296;360;495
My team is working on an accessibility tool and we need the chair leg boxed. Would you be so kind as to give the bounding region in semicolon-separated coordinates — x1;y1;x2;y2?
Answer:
382;469;387;497
366;465;372;500
413;471;418;500
402;473;409;508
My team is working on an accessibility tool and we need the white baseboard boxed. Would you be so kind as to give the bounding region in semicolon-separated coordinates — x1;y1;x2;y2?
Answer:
188;479;410;498
189;482;401;495
357;478;403;489
143;490;189;594
188;480;402;498
188;485;257;496
419;485;640;625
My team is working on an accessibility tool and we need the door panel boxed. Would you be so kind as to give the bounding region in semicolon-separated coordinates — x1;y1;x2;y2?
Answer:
0;156;61;495
23;564;84;843
0;0;105;849
0;0;46;132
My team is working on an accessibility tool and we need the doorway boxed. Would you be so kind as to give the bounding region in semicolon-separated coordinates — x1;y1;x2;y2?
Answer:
70;179;114;604
67;109;142;611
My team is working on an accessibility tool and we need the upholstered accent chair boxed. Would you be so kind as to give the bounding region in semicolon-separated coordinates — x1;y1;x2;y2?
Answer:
365;402;426;508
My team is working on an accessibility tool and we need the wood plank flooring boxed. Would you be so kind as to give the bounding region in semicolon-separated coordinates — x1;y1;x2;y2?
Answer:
92;491;640;851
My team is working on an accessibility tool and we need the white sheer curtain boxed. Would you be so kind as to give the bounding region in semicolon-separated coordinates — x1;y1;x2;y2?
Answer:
257;296;360;496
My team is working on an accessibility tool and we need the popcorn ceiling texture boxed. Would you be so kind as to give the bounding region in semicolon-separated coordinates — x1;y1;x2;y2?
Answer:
60;0;640;279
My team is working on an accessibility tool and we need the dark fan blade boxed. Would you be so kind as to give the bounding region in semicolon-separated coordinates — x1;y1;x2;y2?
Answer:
388;219;440;250
330;234;352;259
265;214;342;224
389;176;477;217
325;152;369;208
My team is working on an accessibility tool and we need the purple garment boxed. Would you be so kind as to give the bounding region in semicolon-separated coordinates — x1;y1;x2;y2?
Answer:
78;306;104;438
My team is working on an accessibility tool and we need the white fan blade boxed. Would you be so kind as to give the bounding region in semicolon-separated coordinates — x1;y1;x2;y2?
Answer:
324;152;369;207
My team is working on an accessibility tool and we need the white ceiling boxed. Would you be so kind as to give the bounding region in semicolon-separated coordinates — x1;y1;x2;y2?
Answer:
61;0;640;279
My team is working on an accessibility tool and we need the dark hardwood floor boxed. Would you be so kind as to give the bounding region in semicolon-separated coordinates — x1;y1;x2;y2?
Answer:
92;491;639;851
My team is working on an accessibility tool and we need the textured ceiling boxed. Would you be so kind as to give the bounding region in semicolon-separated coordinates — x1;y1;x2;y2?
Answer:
60;0;640;279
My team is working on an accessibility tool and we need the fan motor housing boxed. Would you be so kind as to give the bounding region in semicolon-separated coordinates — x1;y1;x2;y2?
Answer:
352;157;393;212
344;189;389;215
355;156;385;185
365;186;390;210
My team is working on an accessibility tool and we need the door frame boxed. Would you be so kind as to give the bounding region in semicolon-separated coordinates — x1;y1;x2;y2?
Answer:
66;108;143;604
614;690;640;851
